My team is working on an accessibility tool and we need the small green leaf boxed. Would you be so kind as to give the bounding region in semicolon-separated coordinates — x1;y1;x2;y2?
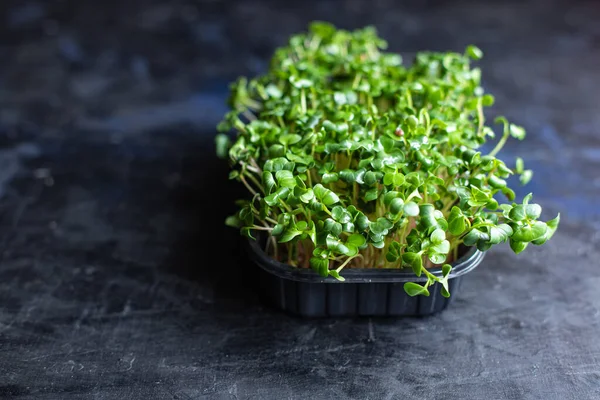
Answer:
532;213;560;245
276;170;296;188
431;229;446;244
428;252;446;264
393;173;405;186
520;170;533;185
404;202;420;217
313;184;340;206
402;252;423;276
328;270;345;281
355;213;370;231
431;240;450;255
442;264;452;278
390;198;404;214
279;228;302;243
510;124;526;140
448;207;466;236
298;188;315;203
488;175;506;189
466;45;483;60
322;172;339;184
215;134;231;158
262;171;276;194
310;257;329;277
331;206;352;223
347;233;366;248
404;282;430;297
502;187;516;201
481;94;494;106
364;188;379;202
515;157;524;174
489;224;513;244
279;134;302;146
225;215;241;228
463;229;486;246
272;223;285;236
323;218;343;237
509;205;526;221
440;285;450;298
512;221;548;242
510;239;528;254
525;204;542;219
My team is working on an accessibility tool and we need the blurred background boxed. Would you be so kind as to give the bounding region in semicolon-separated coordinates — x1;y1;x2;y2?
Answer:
1;1;599;398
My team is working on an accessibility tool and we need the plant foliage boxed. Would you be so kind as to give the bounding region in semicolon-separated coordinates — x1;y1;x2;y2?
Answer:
216;22;559;297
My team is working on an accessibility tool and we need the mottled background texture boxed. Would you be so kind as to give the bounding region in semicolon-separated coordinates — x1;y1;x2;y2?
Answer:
0;0;599;399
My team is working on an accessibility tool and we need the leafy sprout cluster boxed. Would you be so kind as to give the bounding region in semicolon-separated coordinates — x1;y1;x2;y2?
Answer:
216;22;559;297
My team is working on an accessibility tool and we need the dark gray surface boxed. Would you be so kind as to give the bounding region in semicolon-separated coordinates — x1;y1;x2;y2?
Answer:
1;0;600;399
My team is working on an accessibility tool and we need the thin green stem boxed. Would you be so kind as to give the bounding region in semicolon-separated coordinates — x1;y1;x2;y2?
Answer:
336;255;358;273
489;131;510;157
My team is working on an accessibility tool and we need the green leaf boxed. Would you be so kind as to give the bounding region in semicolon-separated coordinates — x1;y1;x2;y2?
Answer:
328;270;345;281
298;188;315;203
331;206;352;223
383;191;400;205
515;157;524;174
463;229;487;246
313;184;340;206
509;205;526;221
404;202;420;217
525;204;542;219
431;229;446;244
431;240;450;255
355;213;370;231
404;282;430;297
520;170;533;185
225;215;241;228
383;172;394;186
442;264;452;278
272;223;285;236
264;187;290;206
323;218;343;237
279;134;302;146
419;204;437;228
440;285;450;298
532;213;560;245
448;207;466;236
276;170;296;188
489;224;513;244
347;233;366;248
402;252;423;276
428;252;446;264
466;45;483;60
512;221;548;242
262;171;276;194
389;198;404;214
310;257;329;277
488;175;507;189
326;235;350;255
279;228;302;243
364;188;379;202
510;124;526;140
502;187;516;201
215;134;231;158
510;238;528;254
322;172;339;184
393;173;405;186
481;94;494;106
386;241;403;262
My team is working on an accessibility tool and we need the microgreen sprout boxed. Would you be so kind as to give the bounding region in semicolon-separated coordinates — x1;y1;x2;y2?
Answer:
217;22;559;297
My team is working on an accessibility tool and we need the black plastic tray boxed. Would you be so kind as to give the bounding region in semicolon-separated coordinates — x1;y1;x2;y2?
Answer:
246;239;485;317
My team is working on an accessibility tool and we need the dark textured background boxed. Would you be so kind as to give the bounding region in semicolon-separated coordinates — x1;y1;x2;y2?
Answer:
1;0;600;399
